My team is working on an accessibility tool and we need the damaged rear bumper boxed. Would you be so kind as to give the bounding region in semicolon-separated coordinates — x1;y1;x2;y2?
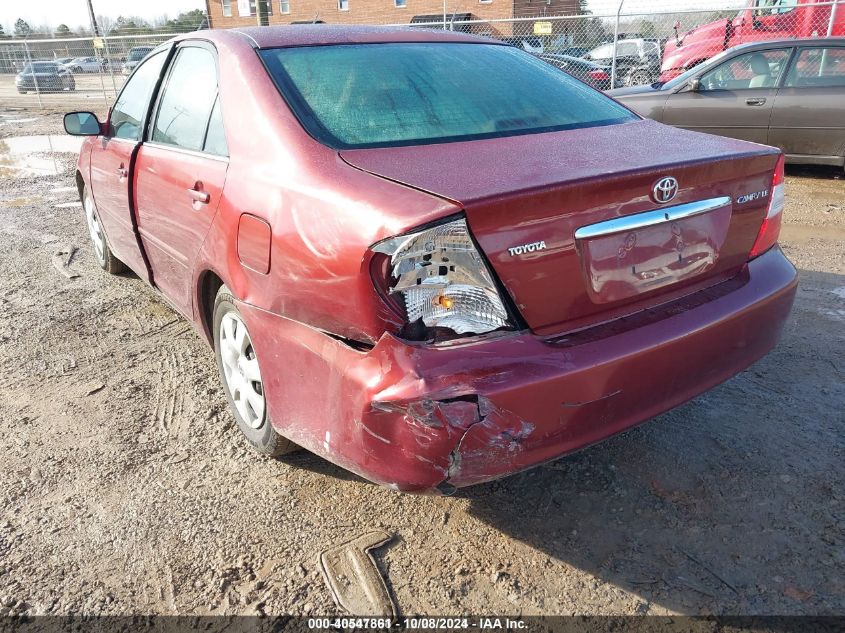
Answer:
238;247;797;493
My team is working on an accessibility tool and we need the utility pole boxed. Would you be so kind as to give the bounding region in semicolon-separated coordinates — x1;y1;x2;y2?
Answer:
86;0;101;36
828;0;840;37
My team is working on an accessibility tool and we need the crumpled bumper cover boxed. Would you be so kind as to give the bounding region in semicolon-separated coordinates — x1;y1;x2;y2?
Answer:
238;247;797;493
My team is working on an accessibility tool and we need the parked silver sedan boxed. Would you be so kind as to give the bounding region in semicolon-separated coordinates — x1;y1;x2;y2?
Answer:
609;38;845;171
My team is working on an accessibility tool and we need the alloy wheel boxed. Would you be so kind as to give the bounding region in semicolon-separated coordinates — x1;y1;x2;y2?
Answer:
84;195;106;265
218;312;265;430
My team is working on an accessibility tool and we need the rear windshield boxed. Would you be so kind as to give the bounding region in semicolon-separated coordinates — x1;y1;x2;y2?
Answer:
260;42;636;149
23;63;57;73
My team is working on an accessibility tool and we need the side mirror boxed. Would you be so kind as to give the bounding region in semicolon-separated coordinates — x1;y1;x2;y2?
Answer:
688;78;702;92
64;111;101;136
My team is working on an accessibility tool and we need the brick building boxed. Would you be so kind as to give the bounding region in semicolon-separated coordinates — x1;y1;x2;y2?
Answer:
204;1;580;35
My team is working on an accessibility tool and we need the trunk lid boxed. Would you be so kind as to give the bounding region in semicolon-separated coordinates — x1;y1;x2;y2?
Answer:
342;119;779;335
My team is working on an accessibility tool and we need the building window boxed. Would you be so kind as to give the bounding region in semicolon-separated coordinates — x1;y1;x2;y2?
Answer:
480;0;492;4
222;0;232;17
280;0;290;13
237;0;255;16
236;0;272;16
338;0;349;10
395;0;406;7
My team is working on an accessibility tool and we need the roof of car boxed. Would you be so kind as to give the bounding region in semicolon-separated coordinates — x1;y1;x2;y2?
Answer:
199;24;497;49
727;36;845;52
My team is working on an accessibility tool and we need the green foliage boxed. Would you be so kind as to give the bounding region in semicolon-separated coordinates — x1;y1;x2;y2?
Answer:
55;24;73;37
163;10;208;32
14;18;32;37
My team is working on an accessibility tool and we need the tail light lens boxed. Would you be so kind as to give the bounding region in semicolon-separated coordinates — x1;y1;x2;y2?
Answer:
587;69;610;81
749;153;785;259
372;218;512;336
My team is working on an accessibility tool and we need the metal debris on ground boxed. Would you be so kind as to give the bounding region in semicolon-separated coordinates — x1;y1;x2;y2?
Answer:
319;530;396;617
51;245;79;279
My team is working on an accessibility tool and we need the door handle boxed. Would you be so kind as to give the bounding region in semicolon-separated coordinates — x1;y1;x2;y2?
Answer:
115;165;128;178
187;187;210;205
746;97;767;106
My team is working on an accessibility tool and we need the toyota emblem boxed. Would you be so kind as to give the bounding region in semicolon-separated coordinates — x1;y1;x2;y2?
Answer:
652;177;679;204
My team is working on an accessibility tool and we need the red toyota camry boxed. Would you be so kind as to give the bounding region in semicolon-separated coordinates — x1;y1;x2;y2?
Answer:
64;26;797;493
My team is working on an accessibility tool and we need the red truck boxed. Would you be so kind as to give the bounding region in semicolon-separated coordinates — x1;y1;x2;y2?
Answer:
661;0;844;81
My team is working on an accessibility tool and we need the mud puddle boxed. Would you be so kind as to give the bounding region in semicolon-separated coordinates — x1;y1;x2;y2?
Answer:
0;134;82;178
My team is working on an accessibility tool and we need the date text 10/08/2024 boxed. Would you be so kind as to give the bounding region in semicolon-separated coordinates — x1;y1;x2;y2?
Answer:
307;618;528;630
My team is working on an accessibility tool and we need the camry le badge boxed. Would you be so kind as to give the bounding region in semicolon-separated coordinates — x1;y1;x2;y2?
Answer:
508;241;547;257
652;177;679;204
737;189;770;204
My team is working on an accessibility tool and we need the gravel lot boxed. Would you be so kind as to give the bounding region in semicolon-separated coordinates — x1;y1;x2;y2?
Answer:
0;109;842;617
0;75;121;119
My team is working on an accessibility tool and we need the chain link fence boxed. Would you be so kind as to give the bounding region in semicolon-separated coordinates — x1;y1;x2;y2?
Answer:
0;1;842;114
0;32;179;115
400;1;843;88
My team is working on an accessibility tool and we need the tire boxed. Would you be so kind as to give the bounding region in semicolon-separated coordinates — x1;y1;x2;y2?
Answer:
213;286;298;457
82;185;126;274
628;70;652;86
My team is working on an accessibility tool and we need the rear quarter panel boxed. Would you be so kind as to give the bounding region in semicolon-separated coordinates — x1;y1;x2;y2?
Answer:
190;35;459;344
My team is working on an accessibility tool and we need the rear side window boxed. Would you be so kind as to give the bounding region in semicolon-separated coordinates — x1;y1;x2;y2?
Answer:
260;43;636;149
152;47;219;152
203;96;228;156
111;51;166;140
785;47;845;88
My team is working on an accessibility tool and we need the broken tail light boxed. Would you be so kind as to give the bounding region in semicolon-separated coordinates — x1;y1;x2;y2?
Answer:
371;217;513;336
749;153;785;260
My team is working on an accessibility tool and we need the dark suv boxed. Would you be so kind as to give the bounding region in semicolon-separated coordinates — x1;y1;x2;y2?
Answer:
584;38;662;86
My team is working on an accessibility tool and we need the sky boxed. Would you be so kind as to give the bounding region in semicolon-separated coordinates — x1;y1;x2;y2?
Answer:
1;0;206;33
1;0;748;32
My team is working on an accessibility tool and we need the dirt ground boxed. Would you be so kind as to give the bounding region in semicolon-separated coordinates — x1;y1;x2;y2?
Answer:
0;110;843;618
0;76;121;119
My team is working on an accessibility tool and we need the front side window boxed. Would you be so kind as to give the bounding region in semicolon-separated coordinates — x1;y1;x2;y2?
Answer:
753;0;793;16
110;51;166;140
260;43;636;149
785;47;845;88
699;49;791;91
152;47;218;151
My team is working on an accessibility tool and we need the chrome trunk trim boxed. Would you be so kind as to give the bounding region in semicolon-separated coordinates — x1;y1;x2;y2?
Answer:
574;196;732;240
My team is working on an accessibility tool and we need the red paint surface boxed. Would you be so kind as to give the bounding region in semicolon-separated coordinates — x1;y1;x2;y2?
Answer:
135;144;228;316
661;2;845;81
237;214;272;275
74;26;797;492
